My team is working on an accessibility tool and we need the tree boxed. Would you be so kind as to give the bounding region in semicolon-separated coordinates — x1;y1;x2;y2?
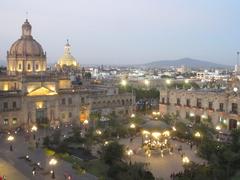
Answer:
102;141;124;165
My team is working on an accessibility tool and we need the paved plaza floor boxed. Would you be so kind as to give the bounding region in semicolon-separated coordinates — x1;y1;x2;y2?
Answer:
119;136;206;180
0;127;97;180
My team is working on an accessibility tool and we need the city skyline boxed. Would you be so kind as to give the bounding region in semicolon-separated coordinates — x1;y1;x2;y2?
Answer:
0;0;240;65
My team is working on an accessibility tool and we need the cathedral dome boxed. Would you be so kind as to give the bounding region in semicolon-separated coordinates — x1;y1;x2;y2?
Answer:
8;19;45;57
7;19;47;75
58;40;78;67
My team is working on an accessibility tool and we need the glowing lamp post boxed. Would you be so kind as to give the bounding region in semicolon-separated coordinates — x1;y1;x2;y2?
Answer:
121;79;127;87
126;149;133;165
182;156;190;165
31;125;38;140
194;132;201;138
49;158;57;179
130;123;136;129
96;129;102;136
7;135;14;151
130;113;135;118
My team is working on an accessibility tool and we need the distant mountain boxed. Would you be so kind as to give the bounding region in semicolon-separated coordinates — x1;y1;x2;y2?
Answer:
143;58;231;69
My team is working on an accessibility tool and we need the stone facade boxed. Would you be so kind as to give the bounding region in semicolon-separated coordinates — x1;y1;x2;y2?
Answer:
0;20;135;130
159;88;240;131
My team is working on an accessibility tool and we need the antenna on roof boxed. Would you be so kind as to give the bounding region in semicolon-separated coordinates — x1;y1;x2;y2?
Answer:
26;11;28;20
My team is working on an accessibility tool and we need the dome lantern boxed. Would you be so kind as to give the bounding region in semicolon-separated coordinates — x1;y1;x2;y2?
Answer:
22;19;32;38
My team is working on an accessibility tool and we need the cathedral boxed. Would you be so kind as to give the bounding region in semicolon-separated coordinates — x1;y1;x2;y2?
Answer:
0;19;134;130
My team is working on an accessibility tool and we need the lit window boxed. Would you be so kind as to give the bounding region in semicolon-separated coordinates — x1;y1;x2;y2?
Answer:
36;64;39;70
4;119;8;125
12;118;17;124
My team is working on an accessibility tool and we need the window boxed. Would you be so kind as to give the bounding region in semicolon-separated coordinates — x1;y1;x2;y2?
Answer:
177;98;181;105
167;97;170;104
232;103;238;114
3;102;8;109
4;119;8;125
162;97;165;104
186;99;190;107
186;112;190;119
61;98;66;105
12;118;17;124
81;97;85;103
27;64;31;70
12;101;16;109
18;64;22;70
68;98;72;105
62;113;65;119
69;112;72;118
197;98;202;108
208;102;213;110
219;103;224;111
36;64;39;70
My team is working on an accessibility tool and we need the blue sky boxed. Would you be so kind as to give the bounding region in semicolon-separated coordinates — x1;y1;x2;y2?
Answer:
0;0;239;65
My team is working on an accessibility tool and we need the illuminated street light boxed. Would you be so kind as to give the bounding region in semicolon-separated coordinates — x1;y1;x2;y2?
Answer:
166;79;171;85
215;125;221;131
144;79;150;86
131;113;135;118
182;156;190;164
130;123;136;129
121;79;127;87
104;141;109;146
83;120;89;125
126;149;134;165
96;129;102;135
172;126;177;131
49;158;58;179
184;79;189;84
194;132;201;138
190;112;195;117
31;125;38;140
31;125;38;132
7;135;14;151
233;87;238;92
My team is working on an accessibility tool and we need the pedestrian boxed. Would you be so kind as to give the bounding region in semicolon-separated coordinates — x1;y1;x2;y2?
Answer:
190;142;193;150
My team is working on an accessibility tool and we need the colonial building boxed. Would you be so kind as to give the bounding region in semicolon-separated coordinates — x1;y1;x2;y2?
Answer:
0;19;135;130
159;87;240;131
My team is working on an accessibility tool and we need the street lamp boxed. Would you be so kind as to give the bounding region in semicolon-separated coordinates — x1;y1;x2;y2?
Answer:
126;149;133;165
7;135;14;151
194;132;201;138
121;79;127;87
130;113;135;118
31;125;38;140
144;79;150;86
182;156;190;165
166;79;171;85
184;79;189;84
49;158;57;179
96;129;102;135
130;123;136;129
215;125;221;131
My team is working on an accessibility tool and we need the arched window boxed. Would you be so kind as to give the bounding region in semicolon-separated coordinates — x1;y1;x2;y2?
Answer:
27;64;31;70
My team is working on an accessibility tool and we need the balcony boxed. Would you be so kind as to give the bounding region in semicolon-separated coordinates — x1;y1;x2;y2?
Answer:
229;111;238;115
1;108;21;112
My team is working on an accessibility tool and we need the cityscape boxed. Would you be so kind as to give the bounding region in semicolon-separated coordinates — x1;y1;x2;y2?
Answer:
1;1;240;180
